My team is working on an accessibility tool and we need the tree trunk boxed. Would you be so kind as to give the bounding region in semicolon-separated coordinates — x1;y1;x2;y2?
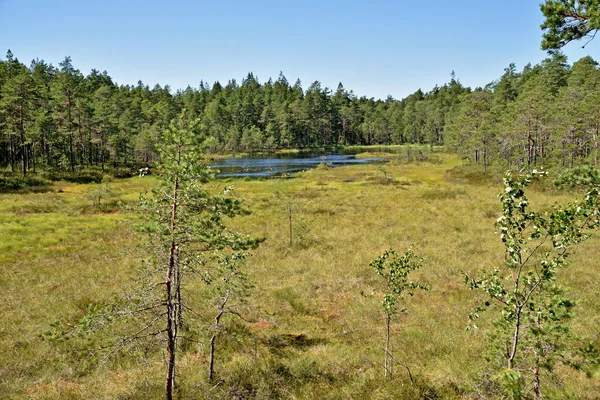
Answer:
288;204;293;247
88;126;93;166
32;143;36;174
208;312;222;383
209;290;229;382
594;122;598;169
533;363;541;400
40;134;46;170
532;311;542;400
67;93;74;173
165;143;182;400
19;101;27;176
483;146;487;173
507;306;523;369
165;238;177;400
100;125;105;173
527;114;532;167
78;110;83;166
384;314;391;379
208;332;217;383
69;134;74;173
9;136;15;173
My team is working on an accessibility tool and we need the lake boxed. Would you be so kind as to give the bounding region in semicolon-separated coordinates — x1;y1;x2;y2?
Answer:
210;151;385;178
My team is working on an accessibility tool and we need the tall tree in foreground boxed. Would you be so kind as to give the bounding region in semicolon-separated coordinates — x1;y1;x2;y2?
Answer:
466;169;600;399
135;112;261;399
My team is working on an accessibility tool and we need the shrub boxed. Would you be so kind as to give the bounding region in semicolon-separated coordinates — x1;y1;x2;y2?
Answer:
0;174;51;193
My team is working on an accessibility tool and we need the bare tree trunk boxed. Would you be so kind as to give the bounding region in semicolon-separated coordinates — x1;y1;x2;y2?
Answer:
533;362;541;400
40;134;46;170
19;101;27;176
540;133;545;166
78;109;83;167
32;143;36;174
594;123;598;169
533;312;542;400
88;126;93;166
165;232;177;399
9;135;15;173
67;93;74;173
208;332;217;383
100;125;105;173
527;115;532;167
175;246;182;330
483;146;487;173
209;290;230;382
384;314;391;379
165;143;182;400
507;305;523;370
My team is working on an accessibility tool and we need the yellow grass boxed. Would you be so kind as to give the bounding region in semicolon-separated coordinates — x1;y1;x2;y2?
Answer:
1;154;598;399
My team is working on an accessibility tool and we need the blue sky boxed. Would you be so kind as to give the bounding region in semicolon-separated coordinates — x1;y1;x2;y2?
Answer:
0;0;598;99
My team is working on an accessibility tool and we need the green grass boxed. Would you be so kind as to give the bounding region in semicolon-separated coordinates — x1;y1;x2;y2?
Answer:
1;154;599;399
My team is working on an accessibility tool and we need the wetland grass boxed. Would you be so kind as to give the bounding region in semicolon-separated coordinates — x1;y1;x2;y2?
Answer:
1;154;599;399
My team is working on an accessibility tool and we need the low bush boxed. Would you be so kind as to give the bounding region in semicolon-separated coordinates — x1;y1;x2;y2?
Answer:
0;174;51;193
41;168;104;184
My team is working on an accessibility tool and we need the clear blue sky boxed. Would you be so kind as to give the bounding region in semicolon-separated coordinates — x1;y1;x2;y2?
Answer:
0;0;598;100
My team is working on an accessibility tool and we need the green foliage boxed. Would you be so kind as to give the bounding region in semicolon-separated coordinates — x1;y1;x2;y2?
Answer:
0;173;50;192
41;168;104;184
205;252;252;300
136;118;261;254
494;369;527;400
466;168;600;398
541;0;600;50
370;248;428;318
395;146;433;163
2;48;600;179
370;248;428;380
126;112;262;396
86;175;112;207
316;161;331;170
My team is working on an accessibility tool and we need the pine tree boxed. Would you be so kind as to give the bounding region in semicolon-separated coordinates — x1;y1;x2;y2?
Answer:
134;112;261;399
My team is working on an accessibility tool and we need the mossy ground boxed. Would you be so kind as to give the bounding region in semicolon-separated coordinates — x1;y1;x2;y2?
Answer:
1;153;599;399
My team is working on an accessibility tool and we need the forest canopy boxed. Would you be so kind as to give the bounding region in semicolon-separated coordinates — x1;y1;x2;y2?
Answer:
1;49;599;177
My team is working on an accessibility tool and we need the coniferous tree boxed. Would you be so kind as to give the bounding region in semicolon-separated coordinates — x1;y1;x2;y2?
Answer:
1;49;600;178
134;112;261;399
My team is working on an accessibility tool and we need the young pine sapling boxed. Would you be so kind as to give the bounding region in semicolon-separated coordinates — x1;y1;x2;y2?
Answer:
133;114;261;400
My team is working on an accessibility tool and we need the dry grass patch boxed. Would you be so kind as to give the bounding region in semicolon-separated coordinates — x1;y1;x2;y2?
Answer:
1;154;599;398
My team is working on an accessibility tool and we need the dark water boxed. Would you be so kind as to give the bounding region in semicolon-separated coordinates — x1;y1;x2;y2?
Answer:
210;151;385;178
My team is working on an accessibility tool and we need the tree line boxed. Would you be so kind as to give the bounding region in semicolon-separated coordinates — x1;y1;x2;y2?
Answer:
446;52;600;172
1;49;599;177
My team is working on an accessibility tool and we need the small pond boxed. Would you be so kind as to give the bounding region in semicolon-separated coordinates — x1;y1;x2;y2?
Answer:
210;151;386;178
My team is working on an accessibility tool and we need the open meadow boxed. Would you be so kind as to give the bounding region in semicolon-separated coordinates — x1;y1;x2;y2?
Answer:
1;153;599;399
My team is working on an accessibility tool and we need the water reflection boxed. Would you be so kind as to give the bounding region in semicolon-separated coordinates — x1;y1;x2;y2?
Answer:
210;152;384;178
